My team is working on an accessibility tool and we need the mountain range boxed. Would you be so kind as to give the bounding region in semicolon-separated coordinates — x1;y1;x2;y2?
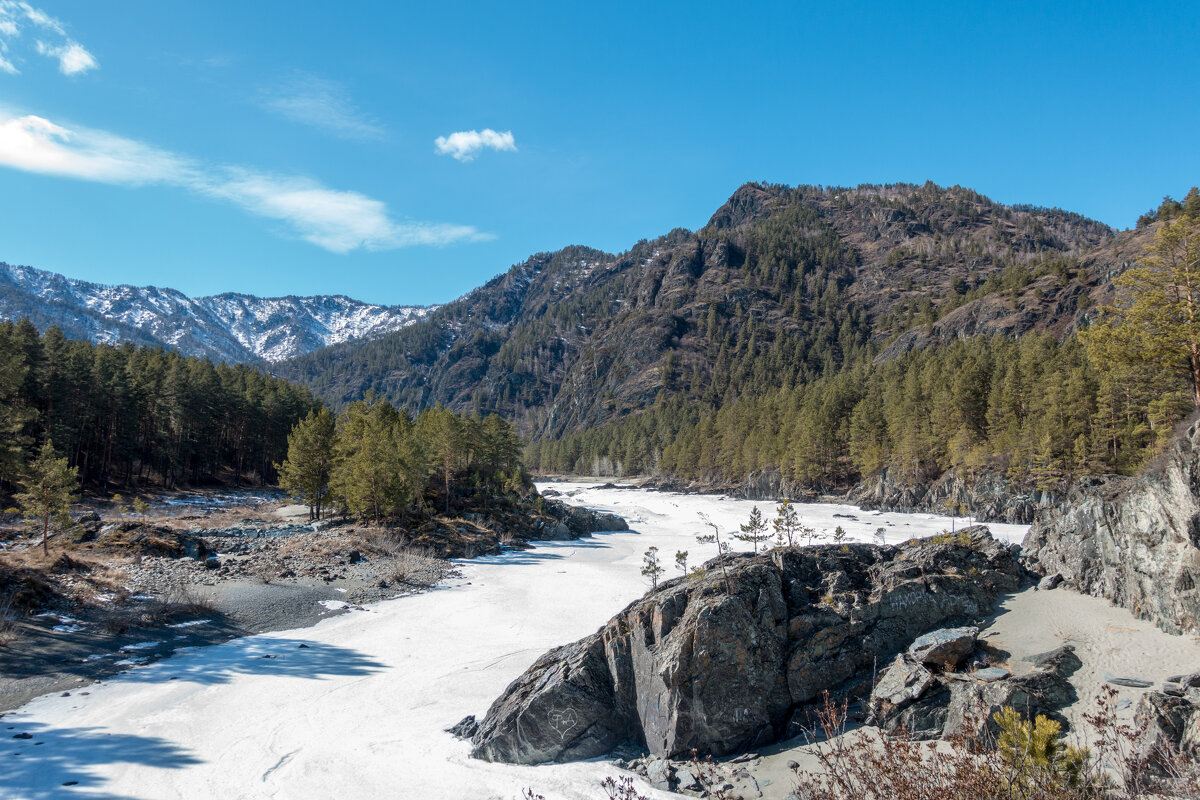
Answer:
0;261;433;363
274;181;1148;438
2;181;1160;444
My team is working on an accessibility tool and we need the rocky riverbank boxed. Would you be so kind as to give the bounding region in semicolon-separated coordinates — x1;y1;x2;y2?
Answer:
606;467;1056;525
0;493;627;711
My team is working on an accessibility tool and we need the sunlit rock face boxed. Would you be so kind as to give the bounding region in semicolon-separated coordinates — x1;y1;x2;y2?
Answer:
1023;419;1200;636
470;527;1024;764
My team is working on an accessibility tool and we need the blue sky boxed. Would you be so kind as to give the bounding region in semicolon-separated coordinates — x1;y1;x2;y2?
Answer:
0;1;1197;306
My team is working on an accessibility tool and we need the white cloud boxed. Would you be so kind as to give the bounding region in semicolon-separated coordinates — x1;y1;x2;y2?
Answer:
0;110;489;253
36;40;96;75
0;1;97;75
435;128;517;162
205;171;489;253
261;74;384;141
0;114;191;183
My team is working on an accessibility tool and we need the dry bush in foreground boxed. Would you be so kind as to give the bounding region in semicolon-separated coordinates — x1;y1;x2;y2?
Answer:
0;593;18;645
389;547;437;586
791;690;1200;800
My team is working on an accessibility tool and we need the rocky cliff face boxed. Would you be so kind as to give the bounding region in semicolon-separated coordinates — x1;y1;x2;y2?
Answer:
846;468;1057;524
1022;420;1200;635
467;527;1024;764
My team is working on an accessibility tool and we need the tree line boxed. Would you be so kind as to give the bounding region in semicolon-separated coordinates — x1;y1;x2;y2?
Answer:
277;398;525;521
0;320;320;493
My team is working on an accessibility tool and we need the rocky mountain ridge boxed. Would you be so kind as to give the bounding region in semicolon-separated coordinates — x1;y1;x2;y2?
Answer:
0;261;433;363
277;181;1133;436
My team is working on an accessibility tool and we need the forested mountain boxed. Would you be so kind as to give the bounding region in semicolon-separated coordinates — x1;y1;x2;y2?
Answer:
0;262;433;363
277;181;1122;443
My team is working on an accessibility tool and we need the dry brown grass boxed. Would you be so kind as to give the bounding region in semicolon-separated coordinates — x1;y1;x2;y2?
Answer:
101;585;217;635
388;547;438;587
0;594;18;646
129;504;281;531
790;690;1200;800
0;548;128;611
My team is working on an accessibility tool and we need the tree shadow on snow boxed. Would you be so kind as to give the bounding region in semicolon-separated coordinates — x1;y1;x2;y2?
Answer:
117;636;387;686
474;532;627;567
0;721;200;800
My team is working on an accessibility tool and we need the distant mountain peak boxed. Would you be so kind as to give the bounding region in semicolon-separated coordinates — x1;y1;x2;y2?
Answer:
0;261;434;362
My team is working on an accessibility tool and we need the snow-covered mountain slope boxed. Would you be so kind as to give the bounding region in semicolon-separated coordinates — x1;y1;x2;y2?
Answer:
0;261;434;362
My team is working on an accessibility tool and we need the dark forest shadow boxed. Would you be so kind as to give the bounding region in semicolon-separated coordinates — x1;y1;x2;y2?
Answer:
0;721;200;800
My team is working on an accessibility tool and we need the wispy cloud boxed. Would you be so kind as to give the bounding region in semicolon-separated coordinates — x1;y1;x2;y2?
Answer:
0;111;490;253
0;1;97;75
435;129;516;162
260;74;384;141
35;39;95;75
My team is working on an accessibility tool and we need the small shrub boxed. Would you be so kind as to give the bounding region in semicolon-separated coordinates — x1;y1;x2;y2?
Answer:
389;547;437;586
0;594;18;646
994;707;1089;790
926;530;977;548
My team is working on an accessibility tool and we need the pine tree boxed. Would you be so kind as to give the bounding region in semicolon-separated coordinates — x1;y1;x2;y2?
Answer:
1085;210;1200;407
277;407;336;521
419;405;463;514
641;546;664;588
734;505;771;554
331;398;405;522
773;498;800;547
16;439;79;556
674;549;688;575
696;512;732;593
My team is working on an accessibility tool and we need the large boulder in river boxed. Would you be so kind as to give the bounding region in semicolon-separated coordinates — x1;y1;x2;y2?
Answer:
470;526;1024;764
1022;417;1200;635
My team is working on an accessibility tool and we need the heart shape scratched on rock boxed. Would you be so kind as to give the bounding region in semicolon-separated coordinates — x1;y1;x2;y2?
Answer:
547;708;578;740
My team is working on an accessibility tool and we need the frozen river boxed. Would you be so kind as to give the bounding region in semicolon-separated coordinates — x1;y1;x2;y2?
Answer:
1;483;1028;800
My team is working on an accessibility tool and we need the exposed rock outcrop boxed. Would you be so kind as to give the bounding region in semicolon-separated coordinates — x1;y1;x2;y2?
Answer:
867;639;1081;739
641;466;1054;524
1021;419;1200;635
1135;684;1200;770
846;468;1055;525
469;527;1025;764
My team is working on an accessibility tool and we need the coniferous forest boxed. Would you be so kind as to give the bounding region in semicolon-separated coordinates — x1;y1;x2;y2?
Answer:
0;319;320;492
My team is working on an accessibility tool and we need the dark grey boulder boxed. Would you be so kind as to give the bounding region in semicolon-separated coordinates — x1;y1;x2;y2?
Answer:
1105;672;1154;689
1037;573;1063;591
1134;691;1200;769
446;715;478;739
471;527;1023;763
907;627;978;669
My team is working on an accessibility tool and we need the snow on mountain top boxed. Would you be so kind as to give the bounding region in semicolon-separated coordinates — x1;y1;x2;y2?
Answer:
0;261;435;362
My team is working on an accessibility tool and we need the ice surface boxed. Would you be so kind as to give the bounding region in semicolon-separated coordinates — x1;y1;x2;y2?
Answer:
0;484;1028;800
318;600;349;611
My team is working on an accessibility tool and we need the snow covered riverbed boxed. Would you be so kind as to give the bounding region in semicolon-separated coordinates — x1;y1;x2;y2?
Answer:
1;483;1028;800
